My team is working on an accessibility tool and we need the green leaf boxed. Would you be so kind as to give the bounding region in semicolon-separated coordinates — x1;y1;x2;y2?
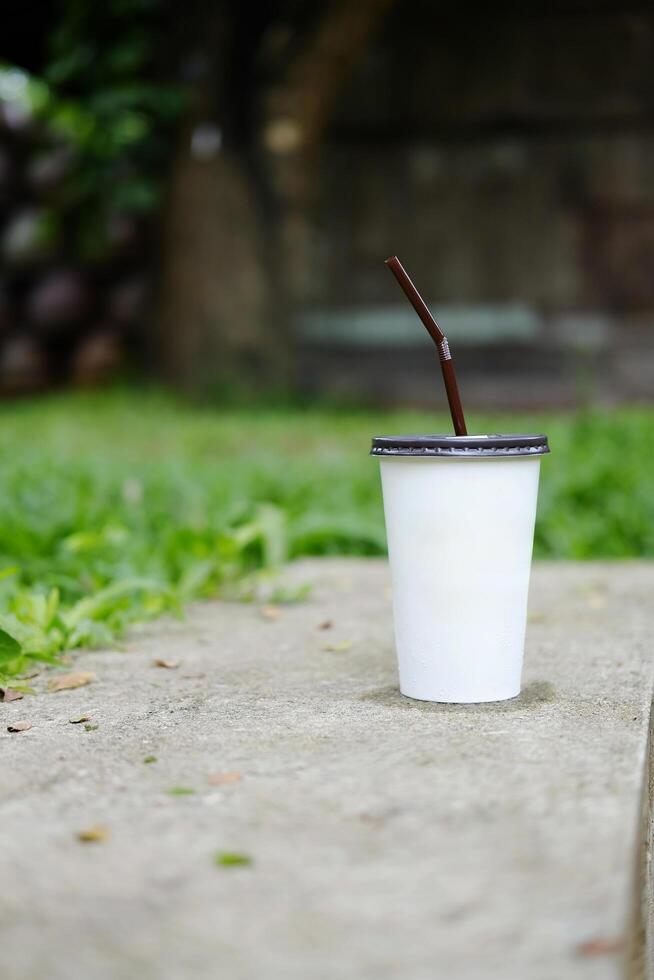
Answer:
45;44;95;85
256;504;287;568
0;628;21;663
45;588;60;627
214;852;252;868
267;582;311;604
178;559;216;599
23;650;65;666
64;578;170;628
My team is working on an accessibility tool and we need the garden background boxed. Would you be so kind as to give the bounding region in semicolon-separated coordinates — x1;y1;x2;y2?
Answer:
1;0;653;685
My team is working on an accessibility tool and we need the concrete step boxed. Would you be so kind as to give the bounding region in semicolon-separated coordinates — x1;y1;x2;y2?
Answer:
1;559;653;979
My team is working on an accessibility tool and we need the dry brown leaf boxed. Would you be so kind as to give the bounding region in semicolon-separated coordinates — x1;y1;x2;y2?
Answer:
358;812;384;825
153;658;179;669
1;688;24;702
261;605;282;620
576;937;624;957
48;671;96;693
207;771;242;786
323;641;352;652
7;721;31;732
69;714;91;724
317;620;333;630
76;825;109;843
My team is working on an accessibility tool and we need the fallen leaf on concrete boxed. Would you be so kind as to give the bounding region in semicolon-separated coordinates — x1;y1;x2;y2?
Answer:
214;851;252;868
323;641;352;652
576;937;624;956
207;771;242;786
84;723;99;732
69;714;91;724
167;786;195;796
181;672;206;679
153;658;179;669
358;812;385;825
1;688;23;702
76;825;109;843
143;755;157;764
317;620;333;630
261;605;282;620
47;671;95;693
7;720;31;732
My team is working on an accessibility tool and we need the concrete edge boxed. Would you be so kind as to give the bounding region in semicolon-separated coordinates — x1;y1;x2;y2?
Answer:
627;701;654;980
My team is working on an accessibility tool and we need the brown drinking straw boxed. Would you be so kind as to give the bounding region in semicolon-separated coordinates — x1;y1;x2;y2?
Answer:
385;256;468;436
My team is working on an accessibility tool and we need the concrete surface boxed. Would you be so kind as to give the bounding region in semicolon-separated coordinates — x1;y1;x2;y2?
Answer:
1;560;653;980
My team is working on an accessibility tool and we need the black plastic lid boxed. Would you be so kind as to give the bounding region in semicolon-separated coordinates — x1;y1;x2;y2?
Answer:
370;433;549;457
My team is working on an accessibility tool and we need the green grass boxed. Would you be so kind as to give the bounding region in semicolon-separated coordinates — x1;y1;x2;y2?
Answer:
0;389;651;686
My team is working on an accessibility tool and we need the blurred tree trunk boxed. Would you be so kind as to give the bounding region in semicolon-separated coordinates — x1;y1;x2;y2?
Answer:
260;0;396;307
157;126;273;394
155;0;394;396
155;4;275;395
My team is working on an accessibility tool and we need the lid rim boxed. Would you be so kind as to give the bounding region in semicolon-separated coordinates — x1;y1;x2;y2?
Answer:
370;433;549;457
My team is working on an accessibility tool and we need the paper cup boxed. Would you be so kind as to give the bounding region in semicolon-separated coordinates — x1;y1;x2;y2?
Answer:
372;434;549;703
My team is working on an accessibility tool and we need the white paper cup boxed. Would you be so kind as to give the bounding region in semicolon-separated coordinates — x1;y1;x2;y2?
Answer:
372;434;549;703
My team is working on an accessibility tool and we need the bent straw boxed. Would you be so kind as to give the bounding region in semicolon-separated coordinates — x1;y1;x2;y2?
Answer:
385;255;468;436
